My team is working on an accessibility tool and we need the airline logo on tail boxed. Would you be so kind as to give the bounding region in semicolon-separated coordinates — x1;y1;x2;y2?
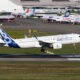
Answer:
64;10;71;17
0;27;12;43
0;27;20;48
33;8;36;14
25;8;36;16
26;8;29;13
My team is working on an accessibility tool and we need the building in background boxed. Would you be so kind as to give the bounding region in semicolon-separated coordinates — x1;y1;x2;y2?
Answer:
10;0;80;13
10;0;80;8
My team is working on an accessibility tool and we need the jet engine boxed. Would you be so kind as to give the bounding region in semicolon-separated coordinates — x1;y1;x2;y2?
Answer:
52;43;62;49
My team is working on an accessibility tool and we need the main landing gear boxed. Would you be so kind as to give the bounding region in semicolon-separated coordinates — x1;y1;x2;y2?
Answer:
41;47;54;54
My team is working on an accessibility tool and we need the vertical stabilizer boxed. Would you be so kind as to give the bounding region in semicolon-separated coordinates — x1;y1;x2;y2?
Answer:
64;10;71;17
0;27;20;48
26;8;29;13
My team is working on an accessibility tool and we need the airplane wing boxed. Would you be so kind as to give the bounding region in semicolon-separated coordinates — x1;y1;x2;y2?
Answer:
33;33;62;49
39;40;62;49
39;40;52;48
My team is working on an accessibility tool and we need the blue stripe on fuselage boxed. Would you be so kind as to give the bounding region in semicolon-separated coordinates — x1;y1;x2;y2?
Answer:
8;42;20;48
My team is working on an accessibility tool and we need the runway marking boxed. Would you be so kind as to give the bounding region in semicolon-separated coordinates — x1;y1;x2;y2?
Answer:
68;58;80;61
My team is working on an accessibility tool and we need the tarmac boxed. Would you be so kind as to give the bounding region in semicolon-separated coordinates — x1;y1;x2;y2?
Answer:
1;18;80;34
0;54;79;62
0;58;80;62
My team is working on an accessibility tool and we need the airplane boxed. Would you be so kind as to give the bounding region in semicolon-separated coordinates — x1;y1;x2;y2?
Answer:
0;27;80;53
12;8;35;18
68;14;80;24
0;12;15;22
42;14;57;22
32;7;55;18
54;13;80;24
52;10;71;23
47;10;80;24
42;10;71;23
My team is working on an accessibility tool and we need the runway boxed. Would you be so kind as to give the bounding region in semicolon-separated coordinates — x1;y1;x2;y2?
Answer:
0;58;80;62
0;54;79;62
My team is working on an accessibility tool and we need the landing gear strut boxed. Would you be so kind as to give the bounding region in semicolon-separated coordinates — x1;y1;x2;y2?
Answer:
41;47;46;53
41;47;54;54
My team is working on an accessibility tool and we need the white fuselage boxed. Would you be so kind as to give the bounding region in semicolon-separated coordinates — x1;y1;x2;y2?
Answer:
55;15;80;23
0;15;15;20
12;33;80;48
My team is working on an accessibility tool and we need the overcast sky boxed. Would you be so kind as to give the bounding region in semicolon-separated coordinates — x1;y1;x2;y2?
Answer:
0;0;23;12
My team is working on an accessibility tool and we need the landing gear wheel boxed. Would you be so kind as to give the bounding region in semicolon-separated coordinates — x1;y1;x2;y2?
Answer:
41;48;46;52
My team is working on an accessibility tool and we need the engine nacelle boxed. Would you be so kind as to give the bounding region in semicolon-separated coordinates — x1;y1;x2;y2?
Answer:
52;43;62;49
